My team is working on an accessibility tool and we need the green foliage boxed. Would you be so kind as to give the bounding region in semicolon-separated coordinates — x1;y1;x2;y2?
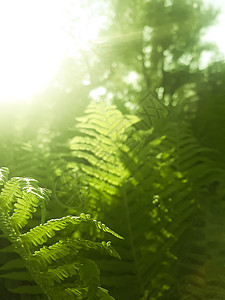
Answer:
0;1;225;299
1;70;225;299
59;97;225;299
0;168;120;299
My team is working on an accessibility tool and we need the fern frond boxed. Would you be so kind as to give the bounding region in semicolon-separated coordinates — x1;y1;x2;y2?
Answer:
21;214;123;247
68;101;221;299
0;258;25;270
33;238;120;268
0;167;9;186
76;102;139;140
0;178;22;212
9;285;43;295
0;167;121;299
67;101;139;211
10;191;39;230
51;286;86;300
21;216;81;246
97;287;116;299
32;240;74;267
79;258;100;299
0;271;33;281
46;262;79;283
79;213;124;240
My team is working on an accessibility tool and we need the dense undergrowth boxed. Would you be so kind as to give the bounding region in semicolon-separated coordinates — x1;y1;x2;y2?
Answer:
1;0;225;299
1;78;225;299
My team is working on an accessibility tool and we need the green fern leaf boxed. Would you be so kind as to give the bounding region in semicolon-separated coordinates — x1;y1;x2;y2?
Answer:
79;258;100;286
46;262;79;283
9;285;42;294
0;178;22;212
0;258;25;270
10;191;39;229
63;286;87;299
33;238;120;269
33;240;72;267
79;213;124;240
21;216;80;246
97;287;116;300
79;258;103;300
21;214;123;247
0;271;33;281
0;167;121;300
0;167;9;186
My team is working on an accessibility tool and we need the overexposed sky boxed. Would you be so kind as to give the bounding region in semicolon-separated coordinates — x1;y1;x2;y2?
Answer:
203;0;225;57
0;0;105;102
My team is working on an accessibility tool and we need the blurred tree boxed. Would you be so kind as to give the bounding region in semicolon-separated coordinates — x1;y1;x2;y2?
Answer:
88;0;219;112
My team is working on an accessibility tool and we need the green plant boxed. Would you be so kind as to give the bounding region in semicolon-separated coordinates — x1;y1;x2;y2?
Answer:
0;167;122;300
61;99;225;299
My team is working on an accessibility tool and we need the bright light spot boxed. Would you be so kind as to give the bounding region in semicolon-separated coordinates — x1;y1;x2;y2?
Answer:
0;0;106;102
66;3;108;54
89;87;106;100
202;0;225;64
123;71;141;90
124;72;139;84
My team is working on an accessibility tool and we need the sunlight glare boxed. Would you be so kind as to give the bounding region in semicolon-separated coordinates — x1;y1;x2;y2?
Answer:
0;0;104;102
201;0;225;67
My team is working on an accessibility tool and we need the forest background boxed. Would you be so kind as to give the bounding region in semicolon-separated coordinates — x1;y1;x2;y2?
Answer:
0;0;225;299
